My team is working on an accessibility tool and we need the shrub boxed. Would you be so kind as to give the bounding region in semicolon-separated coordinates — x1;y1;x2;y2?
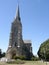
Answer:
20;56;26;60
31;56;40;61
7;59;25;64
13;55;26;60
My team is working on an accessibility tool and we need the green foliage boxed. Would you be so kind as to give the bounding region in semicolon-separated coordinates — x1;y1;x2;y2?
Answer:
31;56;40;61
7;59;25;64
2;52;5;57
13;55;26;60
20;56;26;60
0;49;5;58
38;39;49;61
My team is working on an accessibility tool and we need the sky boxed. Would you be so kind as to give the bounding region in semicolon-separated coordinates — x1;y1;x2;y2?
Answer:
0;0;49;55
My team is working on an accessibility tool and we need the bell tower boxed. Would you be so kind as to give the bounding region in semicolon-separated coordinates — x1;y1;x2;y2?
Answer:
9;5;22;48
6;5;23;59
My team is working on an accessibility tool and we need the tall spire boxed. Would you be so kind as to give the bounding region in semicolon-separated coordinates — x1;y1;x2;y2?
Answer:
15;5;20;20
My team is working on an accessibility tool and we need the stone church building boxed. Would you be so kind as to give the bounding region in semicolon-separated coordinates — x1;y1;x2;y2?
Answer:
6;5;33;59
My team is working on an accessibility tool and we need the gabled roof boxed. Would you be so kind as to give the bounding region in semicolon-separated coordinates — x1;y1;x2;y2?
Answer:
24;40;31;44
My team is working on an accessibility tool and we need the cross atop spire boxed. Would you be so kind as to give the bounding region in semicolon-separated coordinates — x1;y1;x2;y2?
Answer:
15;5;20;20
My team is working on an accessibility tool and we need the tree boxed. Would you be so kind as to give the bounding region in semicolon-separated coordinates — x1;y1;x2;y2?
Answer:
0;49;2;58
0;49;5;58
38;39;49;61
2;52;5;57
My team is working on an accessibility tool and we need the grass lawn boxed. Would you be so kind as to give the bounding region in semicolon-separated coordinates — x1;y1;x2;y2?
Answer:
0;61;49;65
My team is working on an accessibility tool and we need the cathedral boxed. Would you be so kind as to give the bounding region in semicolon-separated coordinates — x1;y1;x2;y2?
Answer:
6;5;33;60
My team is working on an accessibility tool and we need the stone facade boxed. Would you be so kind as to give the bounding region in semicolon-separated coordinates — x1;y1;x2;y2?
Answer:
24;40;32;53
6;6;33;59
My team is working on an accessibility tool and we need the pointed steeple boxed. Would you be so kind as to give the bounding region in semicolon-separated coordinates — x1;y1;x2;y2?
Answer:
15;5;20;20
